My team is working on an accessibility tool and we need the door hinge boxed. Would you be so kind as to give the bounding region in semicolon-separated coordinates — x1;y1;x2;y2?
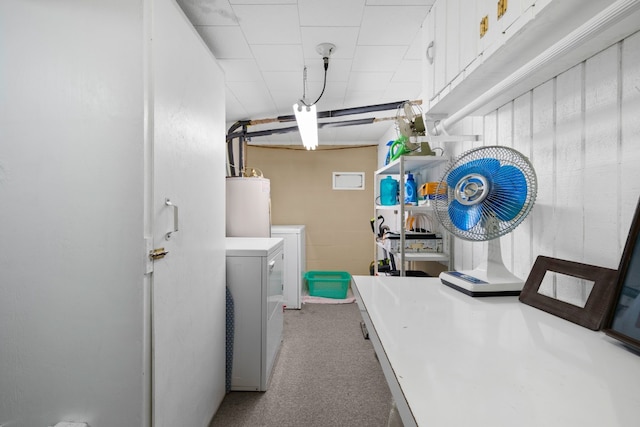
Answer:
149;247;169;260
497;0;508;20
480;15;489;38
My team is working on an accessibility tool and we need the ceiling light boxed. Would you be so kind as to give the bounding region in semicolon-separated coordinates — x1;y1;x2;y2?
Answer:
293;103;318;150
292;42;335;150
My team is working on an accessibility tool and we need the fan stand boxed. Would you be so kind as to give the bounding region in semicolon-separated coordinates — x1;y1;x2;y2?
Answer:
439;237;524;297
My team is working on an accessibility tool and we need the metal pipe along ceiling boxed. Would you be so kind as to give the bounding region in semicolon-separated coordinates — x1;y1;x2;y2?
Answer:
226;100;417;141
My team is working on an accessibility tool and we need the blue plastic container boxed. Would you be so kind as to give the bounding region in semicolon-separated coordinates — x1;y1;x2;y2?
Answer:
405;173;418;205
380;176;399;205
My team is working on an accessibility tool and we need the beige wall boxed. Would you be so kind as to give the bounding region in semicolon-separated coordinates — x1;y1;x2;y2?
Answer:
246;145;376;276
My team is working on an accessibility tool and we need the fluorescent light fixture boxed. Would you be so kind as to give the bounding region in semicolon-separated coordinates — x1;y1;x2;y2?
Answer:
293;102;318;150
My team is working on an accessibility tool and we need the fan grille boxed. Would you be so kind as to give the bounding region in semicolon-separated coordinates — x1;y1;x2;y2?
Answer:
434;146;537;241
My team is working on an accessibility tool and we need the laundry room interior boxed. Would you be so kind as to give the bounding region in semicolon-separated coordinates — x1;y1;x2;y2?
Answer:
2;1;640;426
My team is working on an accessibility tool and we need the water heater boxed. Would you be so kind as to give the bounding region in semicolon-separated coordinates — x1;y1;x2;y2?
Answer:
226;177;271;237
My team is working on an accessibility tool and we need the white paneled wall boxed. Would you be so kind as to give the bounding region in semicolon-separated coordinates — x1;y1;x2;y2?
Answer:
430;31;640;307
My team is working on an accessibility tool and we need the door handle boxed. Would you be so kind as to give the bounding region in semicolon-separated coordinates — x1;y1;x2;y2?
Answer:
426;40;434;64
165;198;179;240
269;260;276;271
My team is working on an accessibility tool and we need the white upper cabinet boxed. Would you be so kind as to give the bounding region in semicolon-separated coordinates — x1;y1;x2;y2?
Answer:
422;0;620;117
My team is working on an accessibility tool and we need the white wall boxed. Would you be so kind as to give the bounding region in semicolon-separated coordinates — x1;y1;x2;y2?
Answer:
432;31;640;306
0;1;228;426
0;1;146;425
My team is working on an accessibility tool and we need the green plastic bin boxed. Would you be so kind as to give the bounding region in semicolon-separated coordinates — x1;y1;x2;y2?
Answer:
305;271;351;299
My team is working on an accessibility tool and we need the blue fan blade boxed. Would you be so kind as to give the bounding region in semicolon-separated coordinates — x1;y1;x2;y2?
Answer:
446;158;501;188
486;165;527;221
448;200;482;231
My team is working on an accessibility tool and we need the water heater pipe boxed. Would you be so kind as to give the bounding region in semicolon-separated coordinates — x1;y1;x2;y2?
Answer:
434;0;640;135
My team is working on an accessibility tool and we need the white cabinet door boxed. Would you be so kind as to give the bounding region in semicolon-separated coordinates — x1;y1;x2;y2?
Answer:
445;0;460;85
432;1;448;98
478;0;499;57
151;0;226;425
459;0;479;72
497;0;525;34
422;8;436;102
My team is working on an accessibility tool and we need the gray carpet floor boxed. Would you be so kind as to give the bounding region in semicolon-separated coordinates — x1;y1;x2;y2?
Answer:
210;302;393;427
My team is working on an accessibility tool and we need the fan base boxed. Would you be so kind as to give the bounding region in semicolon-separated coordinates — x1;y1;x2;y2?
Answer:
439;271;522;297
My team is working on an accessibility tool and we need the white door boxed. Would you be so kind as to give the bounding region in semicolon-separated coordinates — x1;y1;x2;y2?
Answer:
149;0;227;426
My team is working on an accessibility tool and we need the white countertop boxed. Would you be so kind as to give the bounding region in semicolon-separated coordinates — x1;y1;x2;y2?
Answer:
352;275;640;427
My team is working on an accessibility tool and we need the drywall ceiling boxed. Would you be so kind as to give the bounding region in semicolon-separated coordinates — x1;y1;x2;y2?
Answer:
175;0;434;146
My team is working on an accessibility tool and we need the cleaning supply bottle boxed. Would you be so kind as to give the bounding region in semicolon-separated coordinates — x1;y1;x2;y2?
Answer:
380;176;398;206
405;173;418;205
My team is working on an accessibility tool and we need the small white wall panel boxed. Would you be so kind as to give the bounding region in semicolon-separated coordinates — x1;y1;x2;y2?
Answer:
531;79;556;296
554;64;587;305
583;45;619;269
497;103;516;273
511;92;534;281
444;118;480;272
483;110;498;144
620;32;640;249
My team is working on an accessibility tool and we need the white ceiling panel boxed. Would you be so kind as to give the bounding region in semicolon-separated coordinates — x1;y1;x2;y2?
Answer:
298;0;366;27
226;80;276;112
178;0;238;26
176;0;433;146
300;27;359;59
218;59;263;82
344;91;388;108
366;0;435;5
347;71;395;91
196;26;251;59
251;44;304;72
262;71;301;92
230;0;296;4
304;58;352;83
404;30;424;60
392;60;422;82
383;81;422;101
359;6;428;46
317;81;348;101
268;91;299;112
232;5;301;44
224;87;247;120
352;45;408;72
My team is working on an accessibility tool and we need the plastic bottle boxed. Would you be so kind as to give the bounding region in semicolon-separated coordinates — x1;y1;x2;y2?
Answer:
405;173;418;205
380;176;398;205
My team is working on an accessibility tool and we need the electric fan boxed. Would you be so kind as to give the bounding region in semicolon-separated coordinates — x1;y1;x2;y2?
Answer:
433;146;537;296
396;101;426;139
394;101;435;156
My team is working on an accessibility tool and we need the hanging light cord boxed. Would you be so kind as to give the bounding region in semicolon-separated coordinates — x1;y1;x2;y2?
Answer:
299;56;329;107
